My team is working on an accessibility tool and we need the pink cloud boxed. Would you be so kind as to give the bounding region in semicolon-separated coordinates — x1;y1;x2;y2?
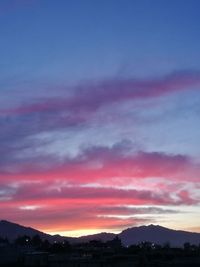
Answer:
0;71;200;233
1;178;198;209
0;181;195;233
2;71;200;117
0;71;199;179
177;190;198;205
0;167;198;233
2;144;198;184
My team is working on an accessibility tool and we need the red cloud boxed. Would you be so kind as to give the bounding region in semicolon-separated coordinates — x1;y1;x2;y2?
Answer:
1;144;198;184
0;181;195;233
0;171;197;234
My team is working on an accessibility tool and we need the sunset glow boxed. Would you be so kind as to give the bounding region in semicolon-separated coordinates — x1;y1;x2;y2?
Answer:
0;0;200;237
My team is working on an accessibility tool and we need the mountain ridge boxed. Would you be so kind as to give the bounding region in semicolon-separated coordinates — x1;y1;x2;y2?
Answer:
0;220;76;243
1;220;200;247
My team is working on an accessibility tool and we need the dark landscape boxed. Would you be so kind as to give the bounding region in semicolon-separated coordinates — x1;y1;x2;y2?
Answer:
0;220;200;266
1;1;200;267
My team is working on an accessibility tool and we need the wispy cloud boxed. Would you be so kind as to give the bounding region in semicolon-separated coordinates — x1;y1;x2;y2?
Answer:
0;70;200;233
2;71;200;117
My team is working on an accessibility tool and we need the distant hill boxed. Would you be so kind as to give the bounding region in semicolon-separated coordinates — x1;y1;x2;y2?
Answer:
78;232;116;243
1;220;200;247
0;220;76;243
119;224;200;247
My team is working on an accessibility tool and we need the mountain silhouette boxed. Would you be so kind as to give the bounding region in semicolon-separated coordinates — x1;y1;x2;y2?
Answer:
119;224;200;247
0;220;75;243
1;220;200;247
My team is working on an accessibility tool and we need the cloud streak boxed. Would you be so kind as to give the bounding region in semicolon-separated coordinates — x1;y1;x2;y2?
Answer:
0;179;193;233
0;70;200;234
1;142;198;184
2;71;200;117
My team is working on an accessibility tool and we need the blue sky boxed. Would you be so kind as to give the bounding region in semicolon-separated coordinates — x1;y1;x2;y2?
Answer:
0;0;200;236
1;0;200;84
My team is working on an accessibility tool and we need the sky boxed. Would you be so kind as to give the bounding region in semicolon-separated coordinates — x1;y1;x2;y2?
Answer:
0;0;200;237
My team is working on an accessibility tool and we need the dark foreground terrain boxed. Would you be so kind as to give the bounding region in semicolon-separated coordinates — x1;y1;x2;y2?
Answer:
0;235;200;267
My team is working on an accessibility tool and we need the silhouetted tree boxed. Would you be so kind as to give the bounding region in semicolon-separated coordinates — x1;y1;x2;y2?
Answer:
41;239;50;250
106;236;122;249
139;241;152;251
89;240;104;248
163;241;171;250
31;234;42;247
15;235;31;246
184;242;191;251
63;240;72;252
